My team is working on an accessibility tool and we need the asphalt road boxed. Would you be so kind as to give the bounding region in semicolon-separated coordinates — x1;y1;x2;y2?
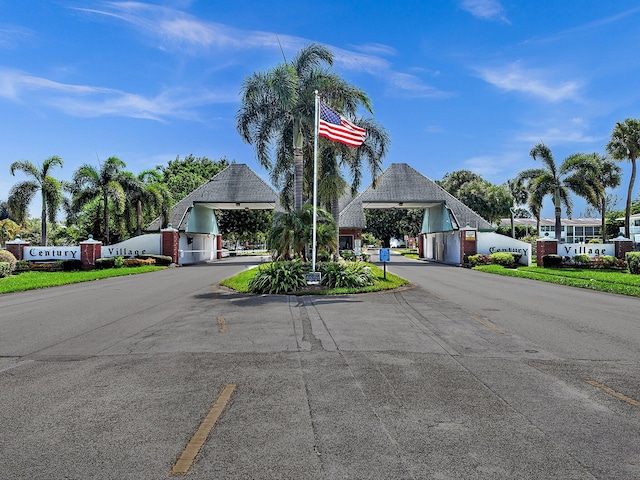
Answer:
0;253;639;479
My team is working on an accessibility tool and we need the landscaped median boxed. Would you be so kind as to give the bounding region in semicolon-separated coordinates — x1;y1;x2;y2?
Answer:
473;264;640;297
220;261;410;295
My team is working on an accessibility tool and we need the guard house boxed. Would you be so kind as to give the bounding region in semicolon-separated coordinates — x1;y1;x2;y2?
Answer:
339;163;494;264
146;163;280;263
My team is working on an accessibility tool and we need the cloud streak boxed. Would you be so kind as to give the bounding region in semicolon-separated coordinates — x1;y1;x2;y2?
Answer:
476;62;581;102
0;68;235;121
76;1;449;99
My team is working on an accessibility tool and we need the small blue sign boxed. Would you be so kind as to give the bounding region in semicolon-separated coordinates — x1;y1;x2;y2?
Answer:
379;248;390;262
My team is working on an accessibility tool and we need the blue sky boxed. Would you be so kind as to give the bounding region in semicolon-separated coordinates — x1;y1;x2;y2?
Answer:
2;1;640;219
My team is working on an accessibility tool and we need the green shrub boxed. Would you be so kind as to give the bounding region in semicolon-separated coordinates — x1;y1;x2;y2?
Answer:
248;261;308;294
595;255;618;269
0;262;10;278
588;238;602;244
62;259;83;271
489;252;515;266
0;249;17;272
95;257;116;269
542;254;563;267
318;261;374;289
627;252;640;274
340;250;356;261
573;254;591;265
114;256;124;268
468;254;490;267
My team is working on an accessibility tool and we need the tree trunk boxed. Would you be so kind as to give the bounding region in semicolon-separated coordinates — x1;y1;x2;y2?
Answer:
294;147;303;211
331;197;340;253
136;199;143;236
600;199;607;243
554;205;562;242
625;158;636;239
103;193;110;245
41;206;47;246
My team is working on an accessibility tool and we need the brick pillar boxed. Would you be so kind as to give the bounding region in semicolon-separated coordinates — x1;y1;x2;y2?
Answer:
536;238;558;266
161;225;179;264
460;227;477;262
80;236;102;269
612;234;633;259
216;235;223;259
5;236;29;260
417;233;424;258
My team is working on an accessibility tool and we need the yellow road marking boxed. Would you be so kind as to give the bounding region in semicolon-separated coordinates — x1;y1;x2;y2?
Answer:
470;316;504;334
169;384;236;476
585;379;640;407
217;316;228;333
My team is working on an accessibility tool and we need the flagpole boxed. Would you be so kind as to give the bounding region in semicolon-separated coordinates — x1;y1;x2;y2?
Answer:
312;91;319;272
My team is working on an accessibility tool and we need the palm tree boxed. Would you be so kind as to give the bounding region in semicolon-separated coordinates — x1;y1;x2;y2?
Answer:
8;156;64;246
267;204;336;260
607;118;640;239
236;43;372;211
517;143;573;241
562;153;621;242
70;157;128;245
121;170;173;237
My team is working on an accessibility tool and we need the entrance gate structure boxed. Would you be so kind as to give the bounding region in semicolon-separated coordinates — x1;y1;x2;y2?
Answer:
145;164;281;264
337;163;495;264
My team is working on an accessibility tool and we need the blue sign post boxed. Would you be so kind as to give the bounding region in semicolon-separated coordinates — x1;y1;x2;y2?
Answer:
379;248;390;279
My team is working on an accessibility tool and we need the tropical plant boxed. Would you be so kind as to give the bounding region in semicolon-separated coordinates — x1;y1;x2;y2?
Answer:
236;43;372;211
122;169;173;236
607;118;640;239
8;156;64;246
437;170;484;197
69;157;129;245
627;251;640;275
516;143;575;241
267;204;336;260
248;261;309;294
561;153;621;242
318;261;374;288
456;180;513;224
0;218;21;246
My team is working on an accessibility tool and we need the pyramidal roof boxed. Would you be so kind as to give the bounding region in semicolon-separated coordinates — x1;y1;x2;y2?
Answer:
146;163;280;231
339;163;494;230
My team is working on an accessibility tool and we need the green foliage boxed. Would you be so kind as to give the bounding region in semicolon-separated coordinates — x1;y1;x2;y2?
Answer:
157;154;231;203
495;224;537;239
114;256;124;268
542;254;563;267
573;254;591;264
0;249;17;272
61;259;83;271
627;252;640;274
489;252;516;266
217;209;272;246
467;254;490;266
95;257;116;269
361;232;378;247
0;262;10;278
318;261;374;289
248;261;309;294
457;180;513;224
595;255;619;268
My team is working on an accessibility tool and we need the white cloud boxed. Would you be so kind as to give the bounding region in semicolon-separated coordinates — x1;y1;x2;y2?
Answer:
0;68;236;121
0;24;35;49
461;0;510;24
476;62;582;102
76;2;449;99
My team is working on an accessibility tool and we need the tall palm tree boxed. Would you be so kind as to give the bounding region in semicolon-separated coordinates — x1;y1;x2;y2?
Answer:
562;153;621;242
8;156;64;246
236;43;372;211
70;156;128;245
607;118;640;239
516;143;573;241
121;170;173;237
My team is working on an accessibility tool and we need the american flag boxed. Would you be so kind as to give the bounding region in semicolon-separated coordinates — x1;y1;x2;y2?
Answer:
318;102;367;147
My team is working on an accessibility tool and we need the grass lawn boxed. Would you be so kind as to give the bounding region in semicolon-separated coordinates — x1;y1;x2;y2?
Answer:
220;262;410;295
0;266;166;294
396;249;419;260
474;264;640;297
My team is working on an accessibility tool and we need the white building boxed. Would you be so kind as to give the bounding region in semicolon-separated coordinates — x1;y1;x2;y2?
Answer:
500;218;603;243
